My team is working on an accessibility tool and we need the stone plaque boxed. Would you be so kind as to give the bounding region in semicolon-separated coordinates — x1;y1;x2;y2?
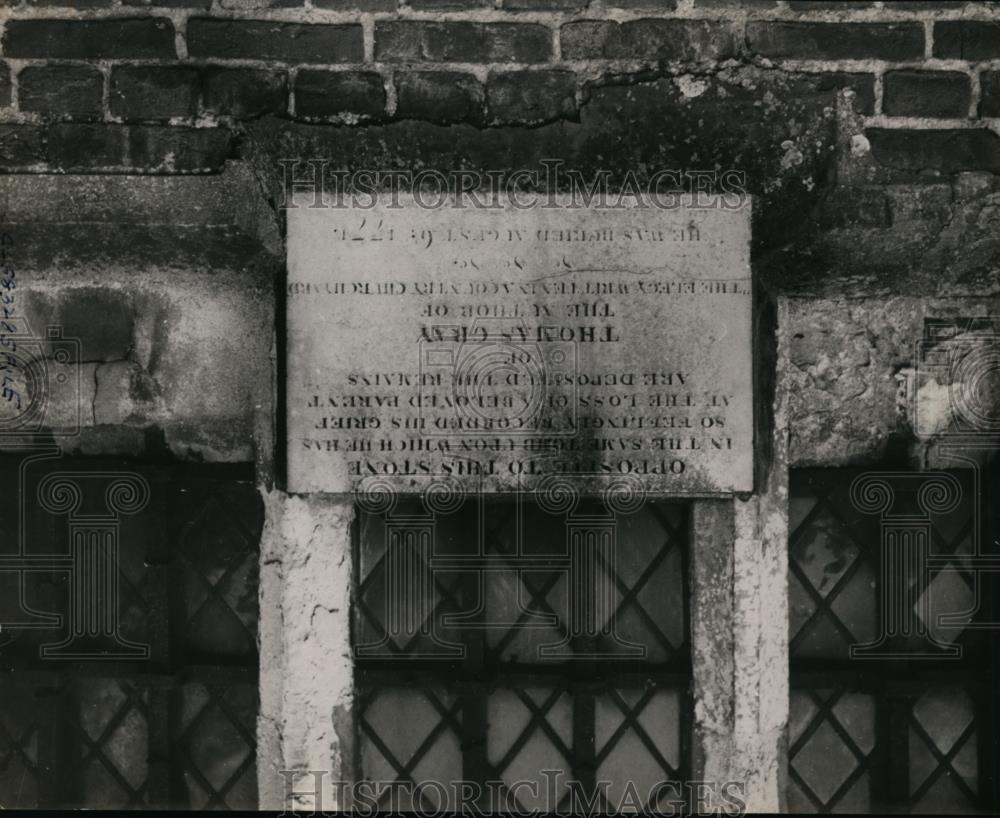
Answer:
287;195;752;495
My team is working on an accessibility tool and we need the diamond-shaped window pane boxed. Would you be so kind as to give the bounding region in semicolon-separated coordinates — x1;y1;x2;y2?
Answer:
356;498;687;665
359;686;463;807
789;689;874;813
487;687;573;811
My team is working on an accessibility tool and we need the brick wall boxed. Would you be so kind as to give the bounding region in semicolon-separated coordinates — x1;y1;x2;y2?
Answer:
0;0;998;173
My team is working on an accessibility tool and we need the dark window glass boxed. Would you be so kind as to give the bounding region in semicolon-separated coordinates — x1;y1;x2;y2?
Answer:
354;496;690;813
0;455;261;810
789;468;999;814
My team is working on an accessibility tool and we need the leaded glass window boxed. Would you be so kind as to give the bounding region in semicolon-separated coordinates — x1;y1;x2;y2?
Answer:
0;456;261;810
353;495;690;813
789;468;1000;814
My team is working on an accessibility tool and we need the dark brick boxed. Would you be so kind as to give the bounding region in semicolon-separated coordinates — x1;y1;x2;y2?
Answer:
934;21;1000;60
603;0;677;9
18;65;103;119
504;0;590;9
110;66;200;121
46;123;127;168
410;0;490;8
748;22;924;60
0;126;46;170
883;1;969;8
981;71;1000;118
788;1;873;8
127;126;233;172
376;22;552;63
0;65;10;110
187;19;363;62
215;0;305;5
395;71;483;124
313;0;397;9
693;0;776;8
883;70;970;118
3;19;176;59
57;289;133;363
20;0;114;9
18;0;114;6
487;70;576;125
46;124;232;172
561;19;736;60
295;70;385;120
811;71;875;115
202;68;288;118
819;188;891;229
121;0;212;7
866;128;1000;174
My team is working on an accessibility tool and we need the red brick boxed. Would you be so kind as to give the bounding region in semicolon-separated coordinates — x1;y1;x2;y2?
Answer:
693;0;776;8
410;0;490;8
122;0;213;7
561;19;736;61
313;0;397;9
883;1;968;8
0;64;11;110
111;66;200;121
43;124;232;172
14;0;114;6
187;19;363;63
811;72;875;115
866;128;1000;174
748;21;924;60
202;68;288;118
504;0;590;9
295;70;386;120
18;65;103;120
3;19;176;59
980;70;1000;118
882;70;970;118
0;126;46;170
395;71;483;124
934;21;1000;60
788;1;873;8
376;22;552;63
487;70;576;125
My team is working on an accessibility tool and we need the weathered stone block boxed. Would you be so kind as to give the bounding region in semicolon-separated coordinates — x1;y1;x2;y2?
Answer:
94;360;162;425
56;288;133;363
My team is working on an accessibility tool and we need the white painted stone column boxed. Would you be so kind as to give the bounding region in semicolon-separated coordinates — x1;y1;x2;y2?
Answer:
257;491;355;811
691;300;790;813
